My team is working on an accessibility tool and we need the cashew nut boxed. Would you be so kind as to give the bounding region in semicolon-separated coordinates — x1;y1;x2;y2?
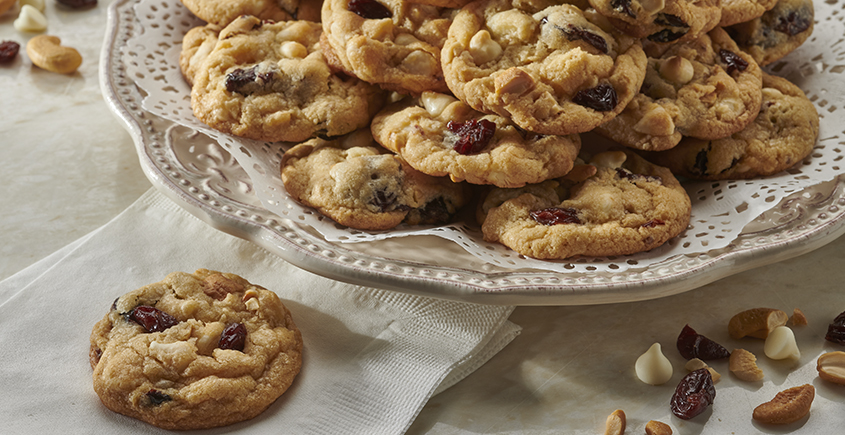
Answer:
645;420;672;435
816;351;845;385
26;35;83;74
0;0;16;16
752;384;814;425
729;348;764;381
728;307;788;339
604;409;626;435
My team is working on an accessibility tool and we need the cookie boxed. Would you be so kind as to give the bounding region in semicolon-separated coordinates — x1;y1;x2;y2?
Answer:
281;129;470;230
370;91;581;188
726;0;814;66
719;0;778;27
480;150;691;259
589;0;722;46
320;0;453;94
441;1;647;135
180;23;221;86
190;16;384;143
640;72;819;179
89;269;303;430
595;27;763;151
179;0;322;26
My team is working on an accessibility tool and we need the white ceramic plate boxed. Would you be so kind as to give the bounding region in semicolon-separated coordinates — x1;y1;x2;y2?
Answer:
101;0;845;305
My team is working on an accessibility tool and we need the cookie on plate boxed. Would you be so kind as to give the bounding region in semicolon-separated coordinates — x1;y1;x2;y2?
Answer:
180;23;221;86
719;0;778;27
441;1;646;135
726;0;814;66
595;27;763;151
480;150;691;259
190;16;384;143
589;0;722;46
640;72;819;179
180;0;322;26
281;129;471;230
370;91;581;188
90;269;303;430
320;0;454;94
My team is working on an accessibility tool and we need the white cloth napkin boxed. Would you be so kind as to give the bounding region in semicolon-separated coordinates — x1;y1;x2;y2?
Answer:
0;189;520;434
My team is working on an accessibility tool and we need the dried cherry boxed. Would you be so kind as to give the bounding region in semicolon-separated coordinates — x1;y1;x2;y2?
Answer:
530;207;581;225
677;324;730;360
448;119;496;155
693;147;710;175
825;310;845;345
0;41;20;63
348;0;392;19
572;83;618;112
774;11;812;36
647;29;686;43
615;167;661;183
225;66;274;95
414;197;451;225
562;25;608;54
654;14;688;28
145;389;172;406
670;368;716;420
57;0;97;8
642;219;665;228
218;323;247;352
719;49;749;75
610;0;636;18
128;305;179;333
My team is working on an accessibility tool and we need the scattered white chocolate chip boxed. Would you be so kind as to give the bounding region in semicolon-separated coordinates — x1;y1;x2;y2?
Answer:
589;151;627;169
420;91;457;117
469;30;502;65
816;351;845;385
14;4;48;33
658;56;694;85
21;0;46;12
764;326;800;360
635;343;674;385
280;41;307;59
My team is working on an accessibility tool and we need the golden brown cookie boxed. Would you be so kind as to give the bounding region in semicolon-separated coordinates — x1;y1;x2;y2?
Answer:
726;0;814;66
589;0;722;46
90;269;303;430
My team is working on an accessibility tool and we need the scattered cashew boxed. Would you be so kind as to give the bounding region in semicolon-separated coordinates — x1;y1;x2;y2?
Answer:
684;358;720;382
764;326;800;360
752;384;814;425
728;307;788;339
604;409;626;435
729;348;764;381
644;420;672;435
26;35;83;74
791;308;808;326
0;0;15;16
14;4;48;33
816;351;845;385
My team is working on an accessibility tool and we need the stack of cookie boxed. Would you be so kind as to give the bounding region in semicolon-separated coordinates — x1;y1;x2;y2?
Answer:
177;0;818;260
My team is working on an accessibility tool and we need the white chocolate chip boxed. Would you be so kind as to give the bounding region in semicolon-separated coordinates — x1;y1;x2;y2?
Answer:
394;33;420;46
14;4;47;33
487;10;535;43
420;91;457;117
469;30;503;65
149;340;195;372
589;151;627;169
400;50;437;76
635;343;674;385
195;322;225;355
633;105;676;137
280;41;308;59
640;0;666;14
764;326;800;360
387;91;406;103
658;56;694;85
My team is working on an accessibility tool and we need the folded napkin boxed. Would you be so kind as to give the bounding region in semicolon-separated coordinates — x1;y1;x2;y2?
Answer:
0;189;520;434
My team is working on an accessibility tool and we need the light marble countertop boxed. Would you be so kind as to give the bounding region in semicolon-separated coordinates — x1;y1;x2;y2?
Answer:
2;1;844;434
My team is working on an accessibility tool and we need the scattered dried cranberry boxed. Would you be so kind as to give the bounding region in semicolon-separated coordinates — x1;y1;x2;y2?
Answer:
670;368;716;420
642;219;665;228
448;119;496;155
610;0;636;18
348;0;391;19
719;49;749;75
57;0;97;8
0;41;20;63
225;66;274;94
128;305;179;333
573;83;618;112
654;14;689;28
677;324;730;360
825;310;845;345
530;207;581;225
647;29;686;43
562;24;608;54
774;11;812;36
145;389;172;406
218;323;247;352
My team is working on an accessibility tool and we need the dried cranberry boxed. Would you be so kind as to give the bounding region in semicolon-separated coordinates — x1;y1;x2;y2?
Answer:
448;119;496;155
615;167;662;183
128;305;179;333
145;389;172;406
370;188;402;212
647;29;686;43
642;219;665;228
0;41;20;63
530;207;581;225
610;0;636;18
774;11;812;36
654;14;689;28
56;0;97;8
670;368;716;420
825;310;845;345
561;25;608;54
677;324;730;360
218;323;247;352
414;197;451;225
225;66;274;95
719;49;749;75
693;147;710;175
573;83;618;112
348;0;391;19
